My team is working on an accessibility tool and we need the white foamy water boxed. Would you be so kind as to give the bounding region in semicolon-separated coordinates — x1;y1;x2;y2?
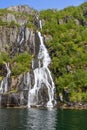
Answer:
0;63;11;93
0;63;11;106
28;31;56;108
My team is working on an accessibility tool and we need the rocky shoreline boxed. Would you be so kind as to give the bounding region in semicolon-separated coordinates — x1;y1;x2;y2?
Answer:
58;102;87;110
1;102;87;110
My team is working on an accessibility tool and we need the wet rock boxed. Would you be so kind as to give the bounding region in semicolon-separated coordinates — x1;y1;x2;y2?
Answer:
11;26;36;55
0;63;7;77
1;95;8;107
28;30;35;54
59;93;63;102
17;74;24;91
8;93;19;107
34;15;42;29
30;71;35;88
62;88;70;102
19;90;28;105
38;84;49;106
0;13;56;108
35;32;40;55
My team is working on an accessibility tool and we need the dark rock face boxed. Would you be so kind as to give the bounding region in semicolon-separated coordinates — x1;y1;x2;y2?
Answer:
1;94;19;107
62;88;70;102
11;25;35;56
0;72;29;107
32;32;41;69
38;85;49;106
34;15;42;29
82;20;87;26
35;32;41;56
0;63;7;77
0;20;42;108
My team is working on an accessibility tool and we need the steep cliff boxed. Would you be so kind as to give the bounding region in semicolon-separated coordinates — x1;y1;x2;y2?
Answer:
0;3;87;108
0;5;56;108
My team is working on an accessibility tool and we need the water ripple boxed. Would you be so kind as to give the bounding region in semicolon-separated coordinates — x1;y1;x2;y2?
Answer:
0;109;87;130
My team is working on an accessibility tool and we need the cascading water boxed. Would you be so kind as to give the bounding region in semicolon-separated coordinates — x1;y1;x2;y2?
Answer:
39;20;42;30
0;63;11;106
17;25;26;45
0;63;11;94
28;20;56;108
0;16;56;108
35;15;42;30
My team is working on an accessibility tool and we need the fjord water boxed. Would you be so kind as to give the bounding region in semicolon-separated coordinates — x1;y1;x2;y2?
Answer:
0;109;87;130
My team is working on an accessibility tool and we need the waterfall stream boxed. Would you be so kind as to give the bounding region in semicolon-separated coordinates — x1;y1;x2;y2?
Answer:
0;16;56;108
0;63;11;106
0;63;11;94
17;25;26;45
28;24;56;108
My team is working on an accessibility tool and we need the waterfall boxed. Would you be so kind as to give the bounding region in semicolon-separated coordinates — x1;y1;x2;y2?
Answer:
28;20;56;108
0;63;11;94
17;25;26;45
35;15;42;30
39;20;42;30
0;63;11;106
27;72;31;108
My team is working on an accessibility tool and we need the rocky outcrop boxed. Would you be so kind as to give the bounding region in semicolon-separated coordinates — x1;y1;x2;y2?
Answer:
58;19;64;24
2;13;17;23
74;19;80;25
0;63;7;77
0;5;56;108
1;12;29;25
11;26;36;56
0;25;35;53
44;34;53;42
0;6;36;52
7;5;35;15
0;26;48;108
0;26;18;52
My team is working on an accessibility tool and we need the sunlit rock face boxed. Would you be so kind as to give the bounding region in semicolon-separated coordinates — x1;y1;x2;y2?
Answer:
7;5;35;15
0;10;56;108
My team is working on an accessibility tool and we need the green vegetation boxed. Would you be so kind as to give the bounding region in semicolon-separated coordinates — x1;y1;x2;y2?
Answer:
0;8;35;28
0;9;12;16
0;20;9;26
0;52;32;77
11;52;32;76
40;3;87;102
0;52;10;64
1;3;87;102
